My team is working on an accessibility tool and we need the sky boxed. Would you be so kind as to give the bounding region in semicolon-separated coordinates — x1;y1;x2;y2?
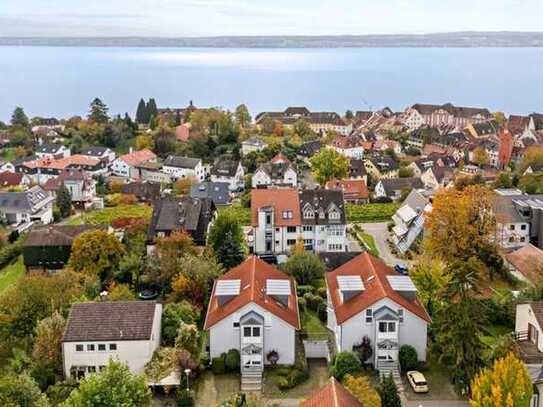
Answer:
0;0;542;37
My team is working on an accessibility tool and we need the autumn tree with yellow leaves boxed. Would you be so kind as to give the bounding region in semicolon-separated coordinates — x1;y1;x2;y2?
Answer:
470;353;532;407
344;374;381;407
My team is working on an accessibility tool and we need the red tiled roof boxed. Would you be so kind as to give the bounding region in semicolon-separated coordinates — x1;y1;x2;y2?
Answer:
175;124;190;143
0;171;24;187
326;252;431;325
300;377;362;407
498;129;514;166
423;144;447;156
204;256;300;329
24;155;101;170
325;179;369;200
506;244;543;284
251;188;301;227
270;153;291;165
119;149;156;166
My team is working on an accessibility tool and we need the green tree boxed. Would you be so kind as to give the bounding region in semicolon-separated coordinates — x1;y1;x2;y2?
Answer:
60;360;151;407
208;210;246;269
0;373;49;407
11;107;29;128
88;98;109;124
519;173;543;194
161;301;200;346
32;311;66;375
330;351;361;380
174;324;200;359
136;98;148;124
153;232;198;290
147;98;158;120
235;104;251;128
309;148;349;186
378;374;401;407
152;126;177;158
409;256;449;317
282;250;326;285
433;259;486;393
520;145;543;174
56;184;72;219
293;118;315;140
68;230;125;282
470;352;532;407
493;172;513;189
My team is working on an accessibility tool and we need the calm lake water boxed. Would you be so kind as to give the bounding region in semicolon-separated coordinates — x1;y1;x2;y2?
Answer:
0;46;542;121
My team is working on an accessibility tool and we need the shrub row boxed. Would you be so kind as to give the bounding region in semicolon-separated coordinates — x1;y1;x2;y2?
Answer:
0;239;23;270
346;203;399;223
211;349;240;374
275;367;308;390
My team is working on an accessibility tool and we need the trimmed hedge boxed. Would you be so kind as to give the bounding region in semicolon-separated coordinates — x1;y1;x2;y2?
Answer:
399;345;418;371
211;355;226;374
225;349;240;371
346;203;399;223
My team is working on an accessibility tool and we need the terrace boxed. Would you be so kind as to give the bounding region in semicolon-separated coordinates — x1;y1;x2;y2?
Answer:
514;331;543;364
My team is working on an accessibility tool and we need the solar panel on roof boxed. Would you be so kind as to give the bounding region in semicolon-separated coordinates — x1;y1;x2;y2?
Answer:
337;275;364;291
215;279;241;296
387;276;417;292
266;279;291;295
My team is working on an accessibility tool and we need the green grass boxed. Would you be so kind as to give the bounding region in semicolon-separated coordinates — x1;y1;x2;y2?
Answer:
0;256;24;295
346;203;399;223
69;204;152;226
0;148;16;163
361;233;379;257
301;310;328;339
218;204;251;226
263;359;329;399
480;324;512;347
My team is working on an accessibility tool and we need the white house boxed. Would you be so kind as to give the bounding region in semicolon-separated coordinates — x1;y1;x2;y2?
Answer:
210;158;245;191
241;137;268;156
493;189;533;250
374;177;424;201
326;252;431;376
391;190;432;254
62;301;162;380
162;155;205;181
251;153;297;188
204;256;300;391
328;136;365;159
43;169;96;208
0;186;54;230
514;302;543;407
79;146;116;164
111;149;157;179
35;143;71;160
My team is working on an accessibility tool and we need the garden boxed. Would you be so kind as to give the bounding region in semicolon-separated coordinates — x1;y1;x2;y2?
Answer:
346;202;399;223
69;204;153;225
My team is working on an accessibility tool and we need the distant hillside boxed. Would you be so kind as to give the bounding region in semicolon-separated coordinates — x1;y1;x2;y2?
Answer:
1;32;543;48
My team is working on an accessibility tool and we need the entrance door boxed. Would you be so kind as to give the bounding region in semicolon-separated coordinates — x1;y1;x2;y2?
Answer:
241;325;263;368
529;323;539;347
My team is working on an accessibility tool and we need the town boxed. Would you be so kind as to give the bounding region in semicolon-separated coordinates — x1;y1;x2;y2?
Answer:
0;98;542;407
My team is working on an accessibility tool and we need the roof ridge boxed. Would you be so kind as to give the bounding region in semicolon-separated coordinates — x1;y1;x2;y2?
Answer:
250;256;257;302
366;253;387;298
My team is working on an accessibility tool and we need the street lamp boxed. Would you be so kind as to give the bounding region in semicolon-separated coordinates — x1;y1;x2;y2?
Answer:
184;368;191;391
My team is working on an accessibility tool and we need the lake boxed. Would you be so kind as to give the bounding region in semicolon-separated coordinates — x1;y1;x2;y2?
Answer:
0;46;542;121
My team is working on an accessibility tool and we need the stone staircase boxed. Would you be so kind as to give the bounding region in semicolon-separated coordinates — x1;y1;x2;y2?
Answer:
377;361;404;392
241;369;262;392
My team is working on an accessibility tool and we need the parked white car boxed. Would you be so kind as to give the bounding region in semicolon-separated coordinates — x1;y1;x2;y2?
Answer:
407;371;429;393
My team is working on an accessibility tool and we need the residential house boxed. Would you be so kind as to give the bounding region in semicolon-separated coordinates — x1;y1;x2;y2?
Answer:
162;156;205;181
513;302;543;407
374;177;424;201
373;139;402;155
297;140;322;159
134;161;172;184
204;256;299;391
364;156;399;180
43;169;96;207
407;156;444;177
0;171;30;189
405;126;441;153
35;143;71;160
348;159;368;183
420;166;454;191
505;244;543;286
146;196;216;251
300;377;362;407
79;146;116;164
111;149;157;179
465;120;499;139
391;190;432;254
0;186;54;231
241;137;268;156
493;189;538;249
121;182;161;203
23;224;106;271
328;135;365;159
525;164;543;176
252;153;297;188
210;158;245;191
0;159;15;173
508;115;531;137
325;179;369;204
405;103;492;130
62;301;162;380
191;182;230;207
326;252;431;370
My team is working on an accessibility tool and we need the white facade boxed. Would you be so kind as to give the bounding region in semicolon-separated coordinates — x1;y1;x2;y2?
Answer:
62;304;162;379
329;145;364;160
36;145;71;160
497;221;530;249
211;163;245;191
251;167;297;188
405;110;425;130
111;159;131;178
162;160;205;181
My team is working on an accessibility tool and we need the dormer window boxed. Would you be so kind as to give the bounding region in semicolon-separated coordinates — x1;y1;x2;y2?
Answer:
216;279;241;305
329;210;340;220
282;211;293;219
304;209;314;219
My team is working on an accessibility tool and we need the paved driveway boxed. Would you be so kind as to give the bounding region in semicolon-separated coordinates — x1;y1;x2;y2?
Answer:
357;222;411;266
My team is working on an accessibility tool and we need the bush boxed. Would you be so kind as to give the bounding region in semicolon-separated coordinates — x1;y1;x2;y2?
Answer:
0;239;23;269
177;389;194;407
297;285;315;297
211;355;226;374
331;351;362;380
353;336;373;365
317;287;327;299
317;302;327;323
283;251;326;285
200;352;210;368
275;368;308;390
399;345;418;371
267;350;279;366
225;349;240;372
304;293;324;312
297;297;307;310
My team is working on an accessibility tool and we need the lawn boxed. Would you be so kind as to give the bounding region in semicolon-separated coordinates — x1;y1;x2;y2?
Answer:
361;233;379;257
69;204;152;226
0;256;24;295
480;324;511;347
263;359;329;399
346;202;399;223
404;356;463;401
193;371;241;406
301;310;328;340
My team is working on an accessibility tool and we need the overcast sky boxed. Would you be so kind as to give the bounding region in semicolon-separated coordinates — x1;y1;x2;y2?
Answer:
1;0;543;37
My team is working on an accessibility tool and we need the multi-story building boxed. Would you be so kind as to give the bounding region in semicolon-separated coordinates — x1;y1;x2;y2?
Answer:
0;186;54;231
35;143;71;160
252;153;297;188
210;158;245;191
162;155;205;181
255;107;352;135
111;149;157;179
43;168;96;208
405;103;492;130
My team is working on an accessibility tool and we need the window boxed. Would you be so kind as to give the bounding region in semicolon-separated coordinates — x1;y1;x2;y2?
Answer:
520;237;526;242
509;237;515;243
87;344;95;351
243;327;252;337
99;366;106;372
287;226;297;233
379;322;387;333
510;224;515;230
329;210;340;220
76;345;84;352
398;309;404;323
328;244;343;251
98;344;106;351
287;239;296;246
253;327;261;337
379;322;396;333
266;214;272;225
304;210;314;219
109;344;117;351
87;366;96;373
303;225;313;232
365;309;373;323
388;322;396;332
521;224;527;230
233;322;240;328
282;211;293;219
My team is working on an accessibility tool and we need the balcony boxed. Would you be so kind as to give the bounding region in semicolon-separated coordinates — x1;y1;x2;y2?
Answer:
514;331;543;364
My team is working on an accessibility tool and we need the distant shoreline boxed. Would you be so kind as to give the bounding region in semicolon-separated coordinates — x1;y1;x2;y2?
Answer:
1;32;543;48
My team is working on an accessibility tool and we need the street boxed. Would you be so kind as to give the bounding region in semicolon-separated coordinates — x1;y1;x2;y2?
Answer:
357;222;410;266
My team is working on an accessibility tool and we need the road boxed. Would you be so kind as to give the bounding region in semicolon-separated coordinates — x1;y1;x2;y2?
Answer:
357;222;411;266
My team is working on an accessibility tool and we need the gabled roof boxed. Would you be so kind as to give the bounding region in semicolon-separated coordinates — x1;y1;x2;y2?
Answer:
118;149;156;166
506;244;543;284
210;158;240;177
325;179;369;200
81;146;110;156
24;224;106;247
0;171;24;187
0;186;52;213
299;189;346;225
36;143;66;154
300;377;362;407
62;301;159;342
379;177;424;195
251;188;301;227
191;182;230;205
163;155;201;169
326;252;431;325
204;256;300;330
